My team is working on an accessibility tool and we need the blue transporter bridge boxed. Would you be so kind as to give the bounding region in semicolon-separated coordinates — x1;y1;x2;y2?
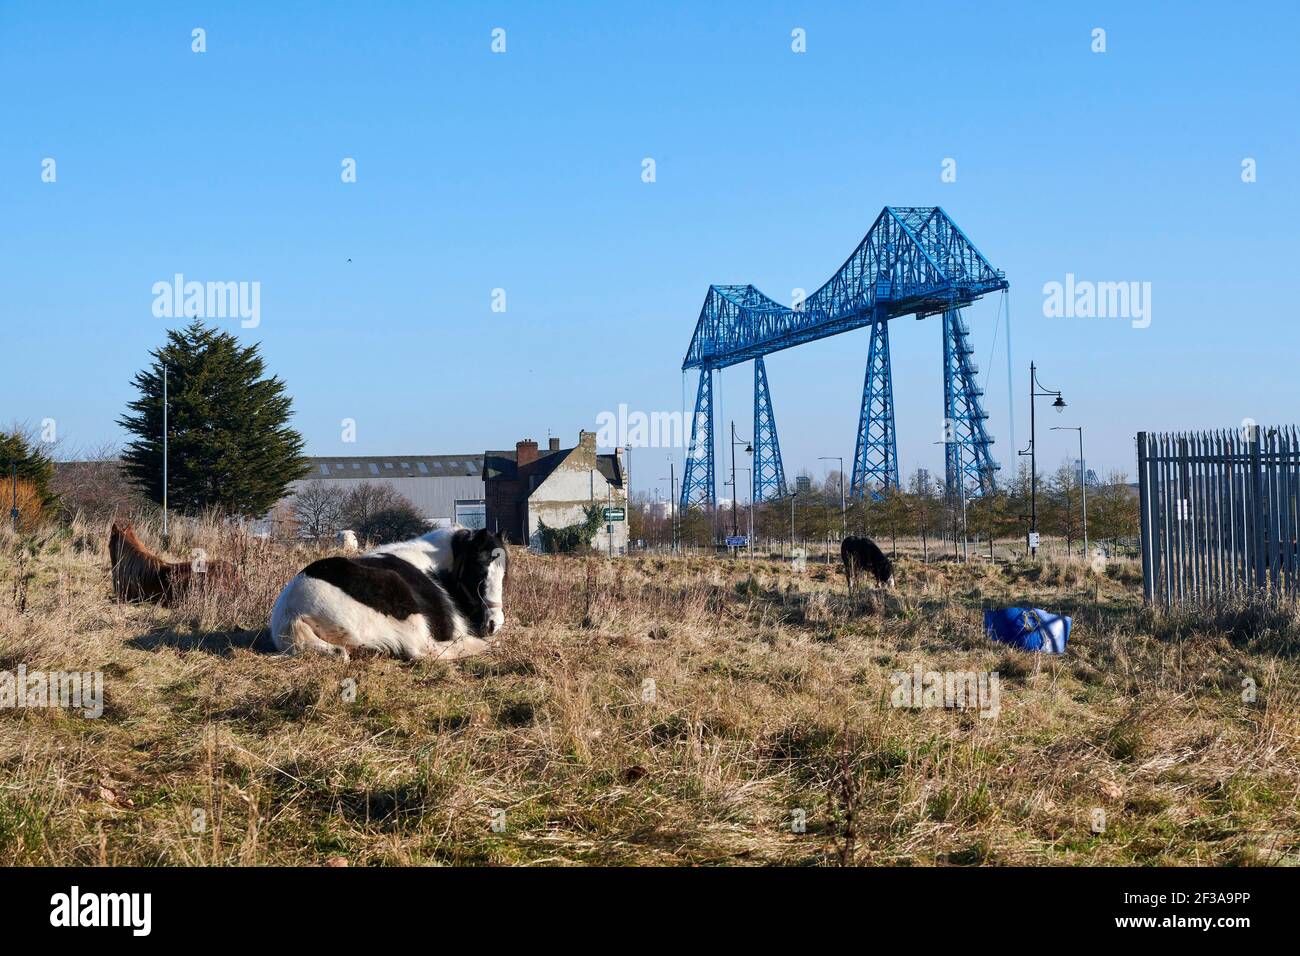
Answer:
680;206;1007;511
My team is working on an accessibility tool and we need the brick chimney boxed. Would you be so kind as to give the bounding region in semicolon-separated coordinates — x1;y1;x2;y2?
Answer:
578;430;596;452
548;436;560;453
516;439;539;466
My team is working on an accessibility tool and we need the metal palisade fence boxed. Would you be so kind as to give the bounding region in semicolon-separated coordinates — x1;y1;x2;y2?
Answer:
1137;425;1300;605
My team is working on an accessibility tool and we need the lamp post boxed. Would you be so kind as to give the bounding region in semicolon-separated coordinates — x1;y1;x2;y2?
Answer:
1018;361;1065;558
651;488;661;552
819;455;845;537
162;362;169;547
661;462;677;554
733;467;753;559
729;421;752;539
669;460;676;553
1051;425;1088;557
789;490;798;556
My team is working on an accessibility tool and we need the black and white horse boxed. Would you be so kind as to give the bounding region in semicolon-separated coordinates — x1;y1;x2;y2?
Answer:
270;526;508;661
841;535;894;593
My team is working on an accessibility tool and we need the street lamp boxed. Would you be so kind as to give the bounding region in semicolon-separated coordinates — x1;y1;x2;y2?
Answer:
729;421;752;539
1051;425;1088;557
1018;361;1065;558
9;458;18;534
734;467;753;557
818;456;845;537
661;458;677;554
789;490;798;556
162;361;169;546
723;468;752;525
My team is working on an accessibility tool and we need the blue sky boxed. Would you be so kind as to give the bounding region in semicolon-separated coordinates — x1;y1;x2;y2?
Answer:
3;0;1296;503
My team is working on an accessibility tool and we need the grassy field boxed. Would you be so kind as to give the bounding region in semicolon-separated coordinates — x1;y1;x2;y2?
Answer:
0;519;1296;866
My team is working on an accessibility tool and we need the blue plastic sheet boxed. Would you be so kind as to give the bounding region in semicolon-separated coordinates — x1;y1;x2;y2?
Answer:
983;607;1071;653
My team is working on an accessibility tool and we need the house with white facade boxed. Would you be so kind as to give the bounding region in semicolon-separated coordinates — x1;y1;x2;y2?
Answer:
484;431;627;554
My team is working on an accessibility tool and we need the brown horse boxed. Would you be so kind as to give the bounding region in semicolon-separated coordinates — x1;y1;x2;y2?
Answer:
108;521;237;604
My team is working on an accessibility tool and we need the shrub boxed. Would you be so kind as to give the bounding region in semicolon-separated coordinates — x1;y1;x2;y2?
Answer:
538;504;603;554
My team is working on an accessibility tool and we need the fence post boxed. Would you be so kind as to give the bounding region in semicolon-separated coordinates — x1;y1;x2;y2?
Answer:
1137;431;1155;604
1249;423;1265;592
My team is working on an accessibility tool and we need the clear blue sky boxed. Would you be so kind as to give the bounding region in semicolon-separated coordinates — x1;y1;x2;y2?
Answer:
3;1;1296;502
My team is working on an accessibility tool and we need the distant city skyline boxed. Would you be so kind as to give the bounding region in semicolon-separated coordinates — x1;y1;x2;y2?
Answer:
3;2;1296;507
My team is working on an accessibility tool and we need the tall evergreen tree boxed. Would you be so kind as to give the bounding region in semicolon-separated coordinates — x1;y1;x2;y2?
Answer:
119;321;309;518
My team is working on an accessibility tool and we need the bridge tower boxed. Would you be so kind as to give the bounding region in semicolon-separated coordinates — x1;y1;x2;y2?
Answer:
680;366;715;510
751;356;787;501
850;294;900;498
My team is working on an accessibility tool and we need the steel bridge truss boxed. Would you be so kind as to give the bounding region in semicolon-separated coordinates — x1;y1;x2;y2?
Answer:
680;207;1006;511
850;307;899;498
752;357;786;501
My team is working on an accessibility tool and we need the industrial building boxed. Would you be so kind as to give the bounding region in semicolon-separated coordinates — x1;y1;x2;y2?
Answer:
484;431;628;554
287;455;487;529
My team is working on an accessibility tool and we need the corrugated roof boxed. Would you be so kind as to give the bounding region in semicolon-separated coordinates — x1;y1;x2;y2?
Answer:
305;455;484;479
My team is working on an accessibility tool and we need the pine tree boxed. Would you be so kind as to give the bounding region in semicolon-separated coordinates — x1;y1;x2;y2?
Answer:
118;321;309;518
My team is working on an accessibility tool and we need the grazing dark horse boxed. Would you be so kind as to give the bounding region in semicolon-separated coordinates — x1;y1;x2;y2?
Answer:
841;535;894;593
108;521;238;604
269;526;508;661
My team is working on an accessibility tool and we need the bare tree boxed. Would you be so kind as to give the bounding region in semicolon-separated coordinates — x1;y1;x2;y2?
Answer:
49;442;147;520
1046;460;1083;555
291;480;346;540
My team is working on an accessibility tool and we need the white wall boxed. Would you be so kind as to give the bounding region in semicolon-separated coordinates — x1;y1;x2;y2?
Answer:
527;463;628;555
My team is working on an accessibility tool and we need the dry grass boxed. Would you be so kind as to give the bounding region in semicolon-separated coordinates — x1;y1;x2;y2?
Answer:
0;517;1296;866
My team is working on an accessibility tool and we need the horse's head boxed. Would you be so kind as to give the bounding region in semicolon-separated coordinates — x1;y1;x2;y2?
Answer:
451;527;509;637
109;520;131;564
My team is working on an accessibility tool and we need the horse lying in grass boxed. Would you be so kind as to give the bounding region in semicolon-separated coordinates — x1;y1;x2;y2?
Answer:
841;535;894;593
270;526;508;662
109;521;238;604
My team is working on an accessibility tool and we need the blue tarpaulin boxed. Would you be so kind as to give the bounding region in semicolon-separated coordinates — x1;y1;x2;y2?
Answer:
984;607;1071;653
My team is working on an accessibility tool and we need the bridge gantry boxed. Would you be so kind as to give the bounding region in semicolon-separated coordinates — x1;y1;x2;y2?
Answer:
680;206;1007;512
